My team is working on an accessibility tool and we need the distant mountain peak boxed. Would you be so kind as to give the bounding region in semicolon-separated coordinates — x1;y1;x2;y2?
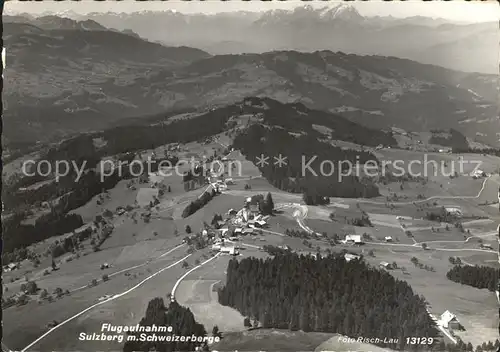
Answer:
256;3;364;26
319;4;364;22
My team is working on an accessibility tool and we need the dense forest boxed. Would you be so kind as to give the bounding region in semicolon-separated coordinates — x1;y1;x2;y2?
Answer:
429;129;469;151
446;265;499;292
218;253;438;351
123;298;209;352
233;124;381;199
2;211;84;259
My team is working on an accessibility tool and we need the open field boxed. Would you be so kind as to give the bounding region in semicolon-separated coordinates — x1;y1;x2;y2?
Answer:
211;329;394;352
4;246;194;351
71;178;139;222
362;246;498;346
175;255;247;334
29;255;198;352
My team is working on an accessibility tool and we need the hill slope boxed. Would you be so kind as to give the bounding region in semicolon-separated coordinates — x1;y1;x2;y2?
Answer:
3;20;211;147
4;18;499;150
134;51;499;146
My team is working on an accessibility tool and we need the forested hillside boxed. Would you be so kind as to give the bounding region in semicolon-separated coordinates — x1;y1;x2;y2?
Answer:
233;124;381;198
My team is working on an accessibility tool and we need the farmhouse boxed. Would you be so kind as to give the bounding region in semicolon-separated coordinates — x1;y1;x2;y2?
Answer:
379;261;390;269
5;263;18;272
343;235;363;245
472;169;486;179
445;207;462;217
254;220;267;228
384;236;393;242
344;253;360;262
220;245;238;255
438;310;461;330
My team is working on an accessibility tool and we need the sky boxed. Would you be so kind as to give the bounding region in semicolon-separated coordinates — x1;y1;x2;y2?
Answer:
5;0;500;23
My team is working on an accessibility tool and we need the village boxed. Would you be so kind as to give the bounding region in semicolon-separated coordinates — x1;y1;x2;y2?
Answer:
182;194;272;257
3;135;500;352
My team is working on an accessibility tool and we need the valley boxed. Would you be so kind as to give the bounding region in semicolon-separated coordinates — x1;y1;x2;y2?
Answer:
3;3;500;352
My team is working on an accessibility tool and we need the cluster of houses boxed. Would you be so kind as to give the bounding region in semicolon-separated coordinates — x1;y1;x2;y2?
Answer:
209;197;271;255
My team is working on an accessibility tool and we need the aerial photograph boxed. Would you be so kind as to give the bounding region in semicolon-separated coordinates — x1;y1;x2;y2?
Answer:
2;1;500;351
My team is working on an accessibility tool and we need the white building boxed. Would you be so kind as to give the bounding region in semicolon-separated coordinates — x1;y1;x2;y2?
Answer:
445;207;462;217
255;220;267;227
438;310;461;330
220;245;238;255
343;235;363;245
379;261;390;269
384;236;393;242
472;169;486;178
344;253;360;262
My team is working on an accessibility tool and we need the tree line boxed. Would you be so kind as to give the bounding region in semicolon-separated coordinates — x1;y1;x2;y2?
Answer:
446;265;498;292
182;188;219;218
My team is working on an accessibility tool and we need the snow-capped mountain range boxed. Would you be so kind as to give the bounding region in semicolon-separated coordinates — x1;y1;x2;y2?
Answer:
25;4;491;74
